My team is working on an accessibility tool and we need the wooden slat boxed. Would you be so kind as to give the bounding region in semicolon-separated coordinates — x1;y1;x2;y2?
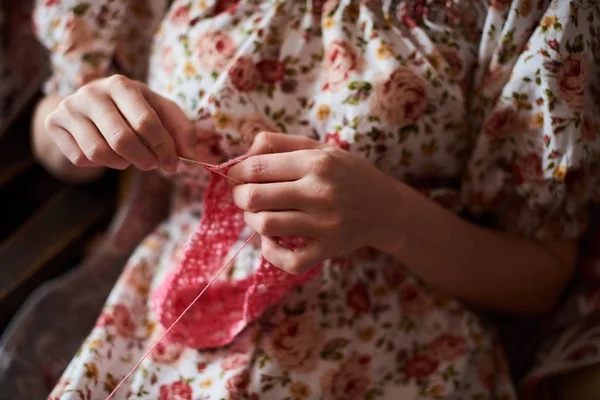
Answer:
0;175;117;307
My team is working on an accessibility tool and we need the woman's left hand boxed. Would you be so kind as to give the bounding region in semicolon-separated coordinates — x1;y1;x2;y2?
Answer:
228;132;402;274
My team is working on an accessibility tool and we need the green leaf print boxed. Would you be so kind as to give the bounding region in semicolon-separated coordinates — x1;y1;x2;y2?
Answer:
348;81;372;91
72;3;91;17
365;388;385;400
343;95;360;105
82;52;108;68
320;337;350;361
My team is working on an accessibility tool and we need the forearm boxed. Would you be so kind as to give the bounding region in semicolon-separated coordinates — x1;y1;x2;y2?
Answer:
380;183;577;316
32;94;106;183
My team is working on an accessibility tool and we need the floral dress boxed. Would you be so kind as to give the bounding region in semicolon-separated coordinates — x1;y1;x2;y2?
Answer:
34;0;600;399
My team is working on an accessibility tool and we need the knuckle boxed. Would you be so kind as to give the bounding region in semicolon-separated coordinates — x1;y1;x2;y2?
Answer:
70;151;88;167
248;157;267;178
85;143;110;163
111;128;135;155
315;182;336;201
77;84;96;98
256;213;273;235
107;74;130;89
132;111;159;134
311;151;334;176
59;97;76;114
44;113;59;132
251;132;274;153
151;140;169;154
241;185;260;211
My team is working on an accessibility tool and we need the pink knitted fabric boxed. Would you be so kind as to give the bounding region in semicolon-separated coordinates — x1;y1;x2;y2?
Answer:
152;156;321;349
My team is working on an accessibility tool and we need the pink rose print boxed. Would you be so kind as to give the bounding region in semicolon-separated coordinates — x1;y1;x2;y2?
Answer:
236;114;278;143
325;132;350;150
324;40;358;90
404;355;439;379
95;311;114;327
382;264;407;287
558;53;588;110
214;0;240;15
322;0;341;15
112;304;136;338
161;46;177;74
229;56;259;92
438;46;464;78
582;116;598;142
159;380;192;400
196;31;236;70
265;314;322;372
346;282;371;313
484;107;527;138
221;354;248;371
58;16;95;56
371;67;427;126
151;341;184;365
170;4;190;26
256;60;286;84
429;334;468;362
513;153;543;184
490;0;512;11
226;369;250;399
312;0;327;14
398;282;435;320
320;353;371;400
48;378;71;400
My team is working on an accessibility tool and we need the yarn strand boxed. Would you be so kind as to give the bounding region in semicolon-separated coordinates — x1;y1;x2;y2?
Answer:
105;160;251;400
105;231;258;400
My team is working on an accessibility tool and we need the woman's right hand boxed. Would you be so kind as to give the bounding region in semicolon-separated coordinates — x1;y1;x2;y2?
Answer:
44;74;195;173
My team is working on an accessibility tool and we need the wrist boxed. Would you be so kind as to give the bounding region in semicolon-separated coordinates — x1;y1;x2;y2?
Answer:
367;174;412;258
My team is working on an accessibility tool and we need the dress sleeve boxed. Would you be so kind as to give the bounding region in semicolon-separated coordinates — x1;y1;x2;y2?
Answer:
462;0;600;240
32;0;167;96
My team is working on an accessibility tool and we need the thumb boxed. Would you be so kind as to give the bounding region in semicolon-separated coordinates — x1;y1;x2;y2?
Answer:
140;86;196;159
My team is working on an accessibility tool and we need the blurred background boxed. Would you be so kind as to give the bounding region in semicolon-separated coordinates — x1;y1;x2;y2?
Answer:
0;1;119;336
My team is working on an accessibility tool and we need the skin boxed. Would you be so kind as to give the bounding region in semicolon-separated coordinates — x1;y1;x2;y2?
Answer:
32;75;196;182
33;75;576;316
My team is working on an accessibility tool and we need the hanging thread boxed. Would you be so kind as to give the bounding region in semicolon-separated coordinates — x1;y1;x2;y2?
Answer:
105;160;252;400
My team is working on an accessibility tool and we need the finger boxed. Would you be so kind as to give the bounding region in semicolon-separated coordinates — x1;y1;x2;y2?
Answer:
232;182;307;212
228;150;316;183
248;131;324;156
45;123;95;167
108;77;178;172
54;107;130;170
140;85;196;159
261;236;323;275
75;86;157;171
244;211;317;237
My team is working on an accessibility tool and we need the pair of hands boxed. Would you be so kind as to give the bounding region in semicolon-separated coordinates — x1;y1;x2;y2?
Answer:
45;75;402;273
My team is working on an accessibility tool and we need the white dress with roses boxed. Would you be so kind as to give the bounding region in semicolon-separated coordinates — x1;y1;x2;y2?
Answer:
35;0;600;399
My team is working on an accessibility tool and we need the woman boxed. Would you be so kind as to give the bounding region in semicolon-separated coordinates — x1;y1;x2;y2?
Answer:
34;0;598;399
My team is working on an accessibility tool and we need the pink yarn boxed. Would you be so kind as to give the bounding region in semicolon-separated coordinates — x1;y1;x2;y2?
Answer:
152;156;321;349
